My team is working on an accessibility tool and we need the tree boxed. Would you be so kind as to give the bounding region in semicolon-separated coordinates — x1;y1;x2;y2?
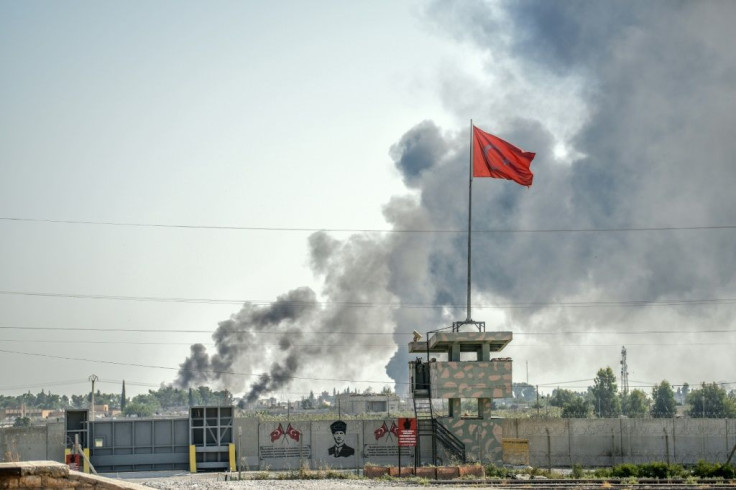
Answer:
623;389;650;418
70;394;87;408
651;380;676;418
92;391;122;409
197;386;215;405
151;385;188;408
562;397;590;418
686;382;736;418
123;401;155;418
513;383;537;402
124;393;161;417
549;389;579;408
590;367;621;417
13;416;31;427
301;391;316;409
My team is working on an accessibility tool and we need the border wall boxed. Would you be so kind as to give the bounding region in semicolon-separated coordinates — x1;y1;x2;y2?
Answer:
501;418;736;467
0;422;64;463
3;418;736;470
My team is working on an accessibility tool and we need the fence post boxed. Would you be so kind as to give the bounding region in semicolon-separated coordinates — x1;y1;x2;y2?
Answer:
610;429;615;467
567;419;573;467
672;418;677;463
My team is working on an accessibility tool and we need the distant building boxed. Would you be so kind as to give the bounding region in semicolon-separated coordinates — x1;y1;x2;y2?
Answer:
334;393;400;415
1;406;65;421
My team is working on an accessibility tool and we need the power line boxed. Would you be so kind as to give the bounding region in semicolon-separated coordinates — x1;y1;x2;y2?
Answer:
3;216;736;234
1;338;735;348
2;289;736;309
0;379;92;391
0;339;398;347
1;324;734;336
0;348;406;386
0;325;404;335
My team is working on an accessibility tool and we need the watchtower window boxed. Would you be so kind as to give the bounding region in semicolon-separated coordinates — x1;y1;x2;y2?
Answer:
460;398;479;418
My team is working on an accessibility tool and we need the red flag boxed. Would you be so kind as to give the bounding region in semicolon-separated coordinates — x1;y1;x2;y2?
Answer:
286;423;300;442
389;421;399;438
374;422;389;440
270;423;284;442
473;126;535;187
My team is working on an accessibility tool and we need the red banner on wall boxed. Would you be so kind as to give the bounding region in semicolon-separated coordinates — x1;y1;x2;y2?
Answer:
397;417;417;447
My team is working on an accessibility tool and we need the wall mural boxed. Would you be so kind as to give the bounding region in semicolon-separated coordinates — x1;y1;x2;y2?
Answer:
374;420;399;441
327;420;354;457
364;419;413;459
260;422;311;460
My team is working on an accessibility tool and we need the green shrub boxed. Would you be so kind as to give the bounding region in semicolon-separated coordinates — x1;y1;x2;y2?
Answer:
485;464;511;478
571;463;584;479
637;462;684;479
611;463;638;478
592;467;613;478
692;460;736;479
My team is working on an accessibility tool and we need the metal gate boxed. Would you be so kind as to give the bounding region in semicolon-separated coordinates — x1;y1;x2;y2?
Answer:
88;417;190;472
189;406;233;471
65;405;234;473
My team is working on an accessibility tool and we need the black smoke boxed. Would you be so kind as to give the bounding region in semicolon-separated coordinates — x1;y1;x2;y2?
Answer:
176;287;318;398
178;1;736;397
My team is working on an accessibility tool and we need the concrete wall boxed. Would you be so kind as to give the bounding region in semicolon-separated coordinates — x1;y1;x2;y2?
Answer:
233;417;259;470
255;418;415;470
5;417;736;470
501;418;736;467
440;417;503;463
0;422;64;463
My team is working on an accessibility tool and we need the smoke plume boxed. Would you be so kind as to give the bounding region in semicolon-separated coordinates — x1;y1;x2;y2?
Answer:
178;1;736;397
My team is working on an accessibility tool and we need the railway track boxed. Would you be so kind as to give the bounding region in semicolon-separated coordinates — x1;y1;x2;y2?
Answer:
427;478;736;488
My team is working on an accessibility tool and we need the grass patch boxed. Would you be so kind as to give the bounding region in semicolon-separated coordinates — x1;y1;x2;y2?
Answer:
274;464;363;480
485;463;512;478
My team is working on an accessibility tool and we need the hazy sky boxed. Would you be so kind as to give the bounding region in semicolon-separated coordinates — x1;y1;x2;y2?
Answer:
2;1;735;402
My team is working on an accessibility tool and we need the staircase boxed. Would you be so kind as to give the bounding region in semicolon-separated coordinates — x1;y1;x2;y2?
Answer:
413;397;433;419
414;396;437;464
433;419;466;463
412;360;466;465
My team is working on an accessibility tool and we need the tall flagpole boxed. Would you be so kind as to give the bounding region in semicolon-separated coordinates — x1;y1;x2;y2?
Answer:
466;119;473;322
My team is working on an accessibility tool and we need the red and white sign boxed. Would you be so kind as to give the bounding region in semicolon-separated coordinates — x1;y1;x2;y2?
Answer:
397;417;417;447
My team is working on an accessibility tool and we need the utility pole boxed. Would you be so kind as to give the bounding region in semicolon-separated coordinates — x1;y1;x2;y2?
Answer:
620;346;629;396
88;374;98;421
702;388;705;418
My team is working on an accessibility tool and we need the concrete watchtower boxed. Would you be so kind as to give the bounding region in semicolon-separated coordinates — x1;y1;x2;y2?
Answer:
408;322;513;464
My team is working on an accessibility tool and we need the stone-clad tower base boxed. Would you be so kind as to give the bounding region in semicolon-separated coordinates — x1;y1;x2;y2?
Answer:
409;330;512;464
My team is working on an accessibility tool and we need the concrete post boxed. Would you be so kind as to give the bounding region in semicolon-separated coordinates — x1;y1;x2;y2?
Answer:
450;344;460;362
479;398;491;419
449;399;461;418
